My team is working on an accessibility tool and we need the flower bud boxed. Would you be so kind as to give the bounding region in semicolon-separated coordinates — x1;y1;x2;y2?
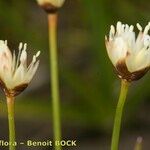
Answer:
37;0;65;13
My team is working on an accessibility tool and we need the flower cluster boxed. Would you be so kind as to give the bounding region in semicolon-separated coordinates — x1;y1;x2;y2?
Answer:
105;22;150;81
0;40;40;97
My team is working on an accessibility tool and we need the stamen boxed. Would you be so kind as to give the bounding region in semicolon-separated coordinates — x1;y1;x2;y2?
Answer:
23;43;27;51
4;40;8;45
110;25;115;35
117;21;122;34
136;23;142;31
125;24;129;32
36;51;41;57
129;25;134;32
16;43;23;69
33;55;36;63
16;43;27;69
19;42;23;50
143;25;150;35
20;50;27;62
12;50;16;73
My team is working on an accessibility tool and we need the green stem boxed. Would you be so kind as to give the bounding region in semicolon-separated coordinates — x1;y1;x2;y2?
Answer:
48;13;62;150
111;80;130;150
7;96;16;150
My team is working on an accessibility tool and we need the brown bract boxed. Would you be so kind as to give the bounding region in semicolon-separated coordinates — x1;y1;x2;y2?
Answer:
0;79;28;97
40;2;58;13
116;59;149;82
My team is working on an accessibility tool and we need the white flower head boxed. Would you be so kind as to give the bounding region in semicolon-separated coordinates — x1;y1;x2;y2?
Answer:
0;40;40;97
105;21;150;81
37;0;65;13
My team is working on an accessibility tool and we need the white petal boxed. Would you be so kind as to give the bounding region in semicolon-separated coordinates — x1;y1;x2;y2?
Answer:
25;60;40;83
13;64;25;85
126;49;150;72
20;50;27;63
135;32;143;51
0;40;12;69
107;37;128;66
143;35;150;47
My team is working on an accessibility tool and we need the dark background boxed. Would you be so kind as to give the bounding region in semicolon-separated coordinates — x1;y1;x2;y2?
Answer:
0;0;150;149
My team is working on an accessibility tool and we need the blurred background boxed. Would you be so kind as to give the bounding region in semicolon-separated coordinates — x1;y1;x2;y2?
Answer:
0;0;150;149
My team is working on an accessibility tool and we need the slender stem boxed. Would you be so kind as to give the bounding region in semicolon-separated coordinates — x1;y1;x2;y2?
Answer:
7;96;16;150
48;13;62;150
111;80;130;150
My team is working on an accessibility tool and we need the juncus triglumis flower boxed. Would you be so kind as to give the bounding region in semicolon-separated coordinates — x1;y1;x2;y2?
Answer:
0;40;40;97
37;0;65;13
105;21;150;82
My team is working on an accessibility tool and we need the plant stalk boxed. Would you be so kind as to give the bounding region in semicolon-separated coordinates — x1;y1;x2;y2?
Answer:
111;80;130;150
7;96;16;150
48;13;62;150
